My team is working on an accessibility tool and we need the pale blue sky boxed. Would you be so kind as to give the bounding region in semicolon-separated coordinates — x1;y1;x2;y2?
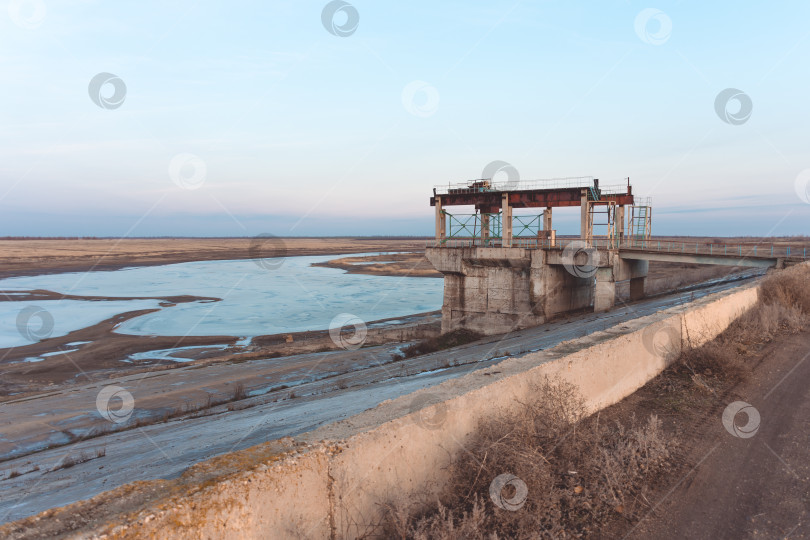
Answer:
1;1;809;237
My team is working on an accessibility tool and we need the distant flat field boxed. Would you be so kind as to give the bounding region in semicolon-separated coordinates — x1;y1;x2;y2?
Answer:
2;235;806;279
0;237;429;278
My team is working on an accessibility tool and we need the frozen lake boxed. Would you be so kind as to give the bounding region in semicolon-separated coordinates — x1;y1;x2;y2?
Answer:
0;254;443;347
0;300;164;349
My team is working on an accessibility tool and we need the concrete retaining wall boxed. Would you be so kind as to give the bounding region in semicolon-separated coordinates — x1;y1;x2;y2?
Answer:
13;282;761;539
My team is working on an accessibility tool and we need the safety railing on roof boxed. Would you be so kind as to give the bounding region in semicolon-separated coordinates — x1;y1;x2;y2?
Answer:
599;184;635;196
433;177;596;195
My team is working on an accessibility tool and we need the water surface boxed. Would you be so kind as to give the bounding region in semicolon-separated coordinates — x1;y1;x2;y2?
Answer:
0;254;443;345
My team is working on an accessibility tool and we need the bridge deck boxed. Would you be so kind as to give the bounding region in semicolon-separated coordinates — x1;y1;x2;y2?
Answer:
427;238;808;268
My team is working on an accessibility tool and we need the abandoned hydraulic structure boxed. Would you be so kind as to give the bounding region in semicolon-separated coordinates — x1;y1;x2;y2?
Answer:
425;175;799;335
430;176;647;248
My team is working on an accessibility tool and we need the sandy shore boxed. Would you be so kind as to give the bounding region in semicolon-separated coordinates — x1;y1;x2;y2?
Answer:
0;304;441;398
312;252;441;277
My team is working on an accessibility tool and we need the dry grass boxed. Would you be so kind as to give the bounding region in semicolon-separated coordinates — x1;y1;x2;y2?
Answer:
383;379;673;539
759;264;810;315
675;265;810;394
382;264;810;539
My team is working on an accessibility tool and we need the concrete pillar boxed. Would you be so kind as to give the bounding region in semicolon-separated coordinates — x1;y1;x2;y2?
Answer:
594;267;615;312
434;196;444;243
616;205;625;246
580;191;590;244
629;277;645;301
425;247;545;335
441;273;464;333
426;247;617;335
501;193;512;248
614;257;648;302
629;259;648;301
543;207;555;247
481;212;490;244
536;263;593;318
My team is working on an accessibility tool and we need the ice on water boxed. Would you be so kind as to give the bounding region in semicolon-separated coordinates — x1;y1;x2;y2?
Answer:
0;254;442;347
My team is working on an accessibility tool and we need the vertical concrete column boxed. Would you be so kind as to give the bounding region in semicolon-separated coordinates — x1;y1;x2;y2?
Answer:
481;212;490;244
501;193;512;247
629;277;645;301
580;191;590;245
629;259;648;301
594;267;616;312
616;205;625;246
435;196;445;243
543;207;554;246
615;257;648;302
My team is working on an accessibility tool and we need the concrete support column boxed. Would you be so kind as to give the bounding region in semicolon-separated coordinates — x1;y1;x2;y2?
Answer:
594;267;616;313
629;277;645;301
501;193;512;247
440;273;464;333
434;197;445;243
629;259;648;301
481;212;490;244
614;257;648;302
580;191;590;245
543;207;555;247
425;247;546;335
616;205;625;246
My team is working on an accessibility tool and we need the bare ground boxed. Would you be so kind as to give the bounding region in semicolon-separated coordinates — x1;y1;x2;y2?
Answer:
0;306;440;397
312;252;442;277
624;329;810;540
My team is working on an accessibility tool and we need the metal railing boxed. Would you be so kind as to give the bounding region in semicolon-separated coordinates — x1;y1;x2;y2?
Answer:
617;239;807;259
434;177;595;195
426;237;809;260
632;196;653;206
599;184;634;196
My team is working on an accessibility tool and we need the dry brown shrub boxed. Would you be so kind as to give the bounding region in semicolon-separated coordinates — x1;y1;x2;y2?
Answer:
733;302;806;339
677;265;809;386
383;379;673;539
758;264;810;315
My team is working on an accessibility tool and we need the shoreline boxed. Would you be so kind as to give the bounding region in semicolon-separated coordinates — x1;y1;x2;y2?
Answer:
311;252;441;277
0;237;430;279
0;247;443;397
0;302;442;399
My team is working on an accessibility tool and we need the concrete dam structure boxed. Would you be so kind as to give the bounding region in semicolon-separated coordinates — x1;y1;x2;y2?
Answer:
426;176;648;334
426;246;648;334
426;176;798;335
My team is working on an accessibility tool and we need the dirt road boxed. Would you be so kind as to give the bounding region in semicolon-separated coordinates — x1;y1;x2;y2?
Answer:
628;331;810;540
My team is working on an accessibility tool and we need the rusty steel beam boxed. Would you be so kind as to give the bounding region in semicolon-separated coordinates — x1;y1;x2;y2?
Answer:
429;189;633;209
